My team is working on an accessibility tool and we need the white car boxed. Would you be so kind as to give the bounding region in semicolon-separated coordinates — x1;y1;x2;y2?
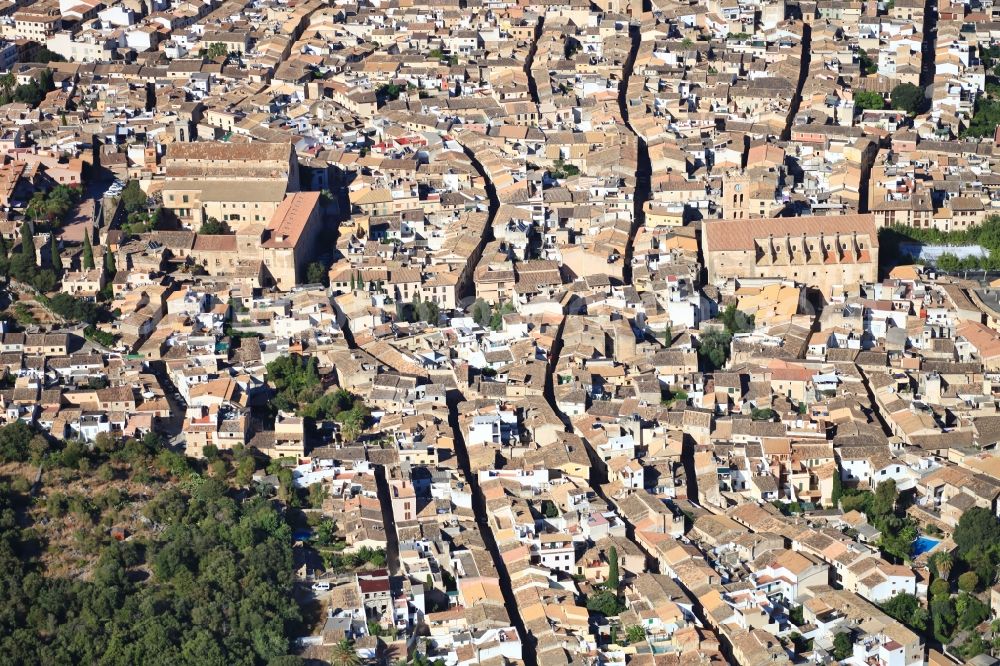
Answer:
311;581;331;591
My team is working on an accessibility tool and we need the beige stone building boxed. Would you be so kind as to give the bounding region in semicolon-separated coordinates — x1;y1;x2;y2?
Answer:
189;192;322;291
261;191;323;290
703;214;880;299
160;141;298;231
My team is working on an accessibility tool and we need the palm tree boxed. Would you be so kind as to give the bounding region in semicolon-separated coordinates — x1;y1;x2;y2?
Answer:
375;640;400;666
329;639;361;666
933;551;953;581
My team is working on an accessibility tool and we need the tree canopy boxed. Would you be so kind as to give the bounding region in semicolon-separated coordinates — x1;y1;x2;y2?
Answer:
854;89;885;112
200;218;232;235
890;83;926;115
0;472;304;665
0;68;54;107
266;354;322;413
954;507;1000;556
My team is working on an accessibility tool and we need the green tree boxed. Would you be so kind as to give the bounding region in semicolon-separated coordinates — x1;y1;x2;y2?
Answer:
336;404;369;442
34;47;66;63
585;590;621;617
625;625;645;644
958;571;979;593
953;507;1000;556
871;479;897;517
307;483;326;509
881;593;928;632
19;221;34;260
415;299;440;325
936;252;960;272
960;634;989;660
329;639;360;666
205;42;228;59
306;262;328;286
607;546;619;591
49;235;62;275
266;354;322;413
471;298;492;326
832;632;853;660
698;329;731;370
82;232;94;270
964;546;997;588
119;180;148;213
720;304;754;334
489;300;515;330
199;217;231;235
877;514;917;562
541;500;559;518
25;185;78;229
0;474;303;664
932;550;952;581
931;595;957;643
235;454;256;486
314;519;338;546
929;577;950;599
6;68;54;107
963;94;1000;139
856;50;877;75
375;83;403;104
104;249;116;277
854;89;885;112
891;83;926;115
0;421;36;462
956;592;990;630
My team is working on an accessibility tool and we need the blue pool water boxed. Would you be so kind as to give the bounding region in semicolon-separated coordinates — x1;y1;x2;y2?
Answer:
912;536;940;557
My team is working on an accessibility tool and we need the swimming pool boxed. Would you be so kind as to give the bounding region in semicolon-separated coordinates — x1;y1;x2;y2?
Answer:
912;536;940;557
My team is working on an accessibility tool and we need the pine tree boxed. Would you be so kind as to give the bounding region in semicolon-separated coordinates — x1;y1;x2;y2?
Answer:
832;468;844;508
49;235;62;274
19;220;33;259
104;249;116;277
608;546;620;591
82;233;94;270
0;233;8;277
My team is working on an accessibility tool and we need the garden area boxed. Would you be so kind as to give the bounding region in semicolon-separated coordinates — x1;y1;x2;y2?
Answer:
698;304;755;370
117;181;163;235
961;46;1000;139
0;69;56;108
878;216;1000;271
834;479;916;563
878;507;1000;660
265;355;371;441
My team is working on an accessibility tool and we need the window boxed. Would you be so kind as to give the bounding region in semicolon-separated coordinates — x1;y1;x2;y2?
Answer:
182;195;189;203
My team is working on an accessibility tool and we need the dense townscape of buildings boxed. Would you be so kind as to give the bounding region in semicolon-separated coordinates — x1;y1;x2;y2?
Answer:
4;0;1000;662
